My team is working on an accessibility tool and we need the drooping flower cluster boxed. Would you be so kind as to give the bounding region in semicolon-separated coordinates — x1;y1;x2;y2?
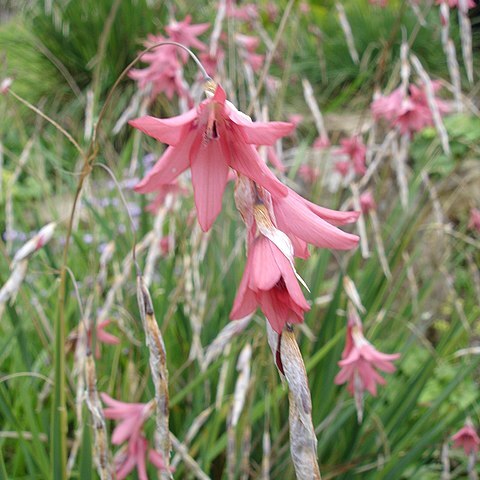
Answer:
102;394;171;480
371;81;450;136
335;304;400;422
129;15;209;101
131;81;360;334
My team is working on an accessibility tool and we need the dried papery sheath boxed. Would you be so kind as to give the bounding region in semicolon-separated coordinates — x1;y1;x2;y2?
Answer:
0;260;28;318
136;274;172;479
231;344;252;428
11;221;57;265
266;323;321;479
458;0;474;84
85;352;114;480
336;2;359;65
204;315;252;366
343;276;365;314
410;54;450;155
350;184;370;259
227;344;252;479
393;133;410;209
302;79;329;143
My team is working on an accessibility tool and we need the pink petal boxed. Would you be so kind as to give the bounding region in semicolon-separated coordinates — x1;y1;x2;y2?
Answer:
112;416;141;444
230;265;257;320
250;237;282;291
190;138;230;231
116;454;136;480
134;133;196;193
257;289;291;333
149;450;167;470
229;109;295;145
222;130;287;199
274;193;359;250
97;330;120;345
129;110;196;146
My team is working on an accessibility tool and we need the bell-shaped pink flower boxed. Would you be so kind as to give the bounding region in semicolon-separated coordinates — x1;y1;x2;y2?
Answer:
101;394;154;445
131;84;293;231
114;434;171;480
335;308;400;421
230;233;310;334
452;420;480;455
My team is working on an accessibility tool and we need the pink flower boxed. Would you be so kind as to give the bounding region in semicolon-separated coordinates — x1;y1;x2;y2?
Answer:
298;164;320;184
369;0;388;6
335;309;400;420
130;84;293;231
336;136;367;175
114;435;171;480
360;191;376;214
436;0;476;8
1;77;12;95
452;420;480;455
335;160;351;177
372;82;450;136
226;1;259;21
101;394;154;445
241;51;265;72
230;233;310;333
313;135;330;150
199;49;225;77
468;208;480;232
165;15;210;61
288;114;304;128
92;320;120;358
235;33;260;52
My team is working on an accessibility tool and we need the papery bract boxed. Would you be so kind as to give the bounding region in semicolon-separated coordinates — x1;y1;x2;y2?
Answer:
131;84;293;231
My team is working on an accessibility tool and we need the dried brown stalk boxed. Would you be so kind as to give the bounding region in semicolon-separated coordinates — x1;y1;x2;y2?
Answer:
266;323;321;479
136;275;172;479
85;352;114;480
